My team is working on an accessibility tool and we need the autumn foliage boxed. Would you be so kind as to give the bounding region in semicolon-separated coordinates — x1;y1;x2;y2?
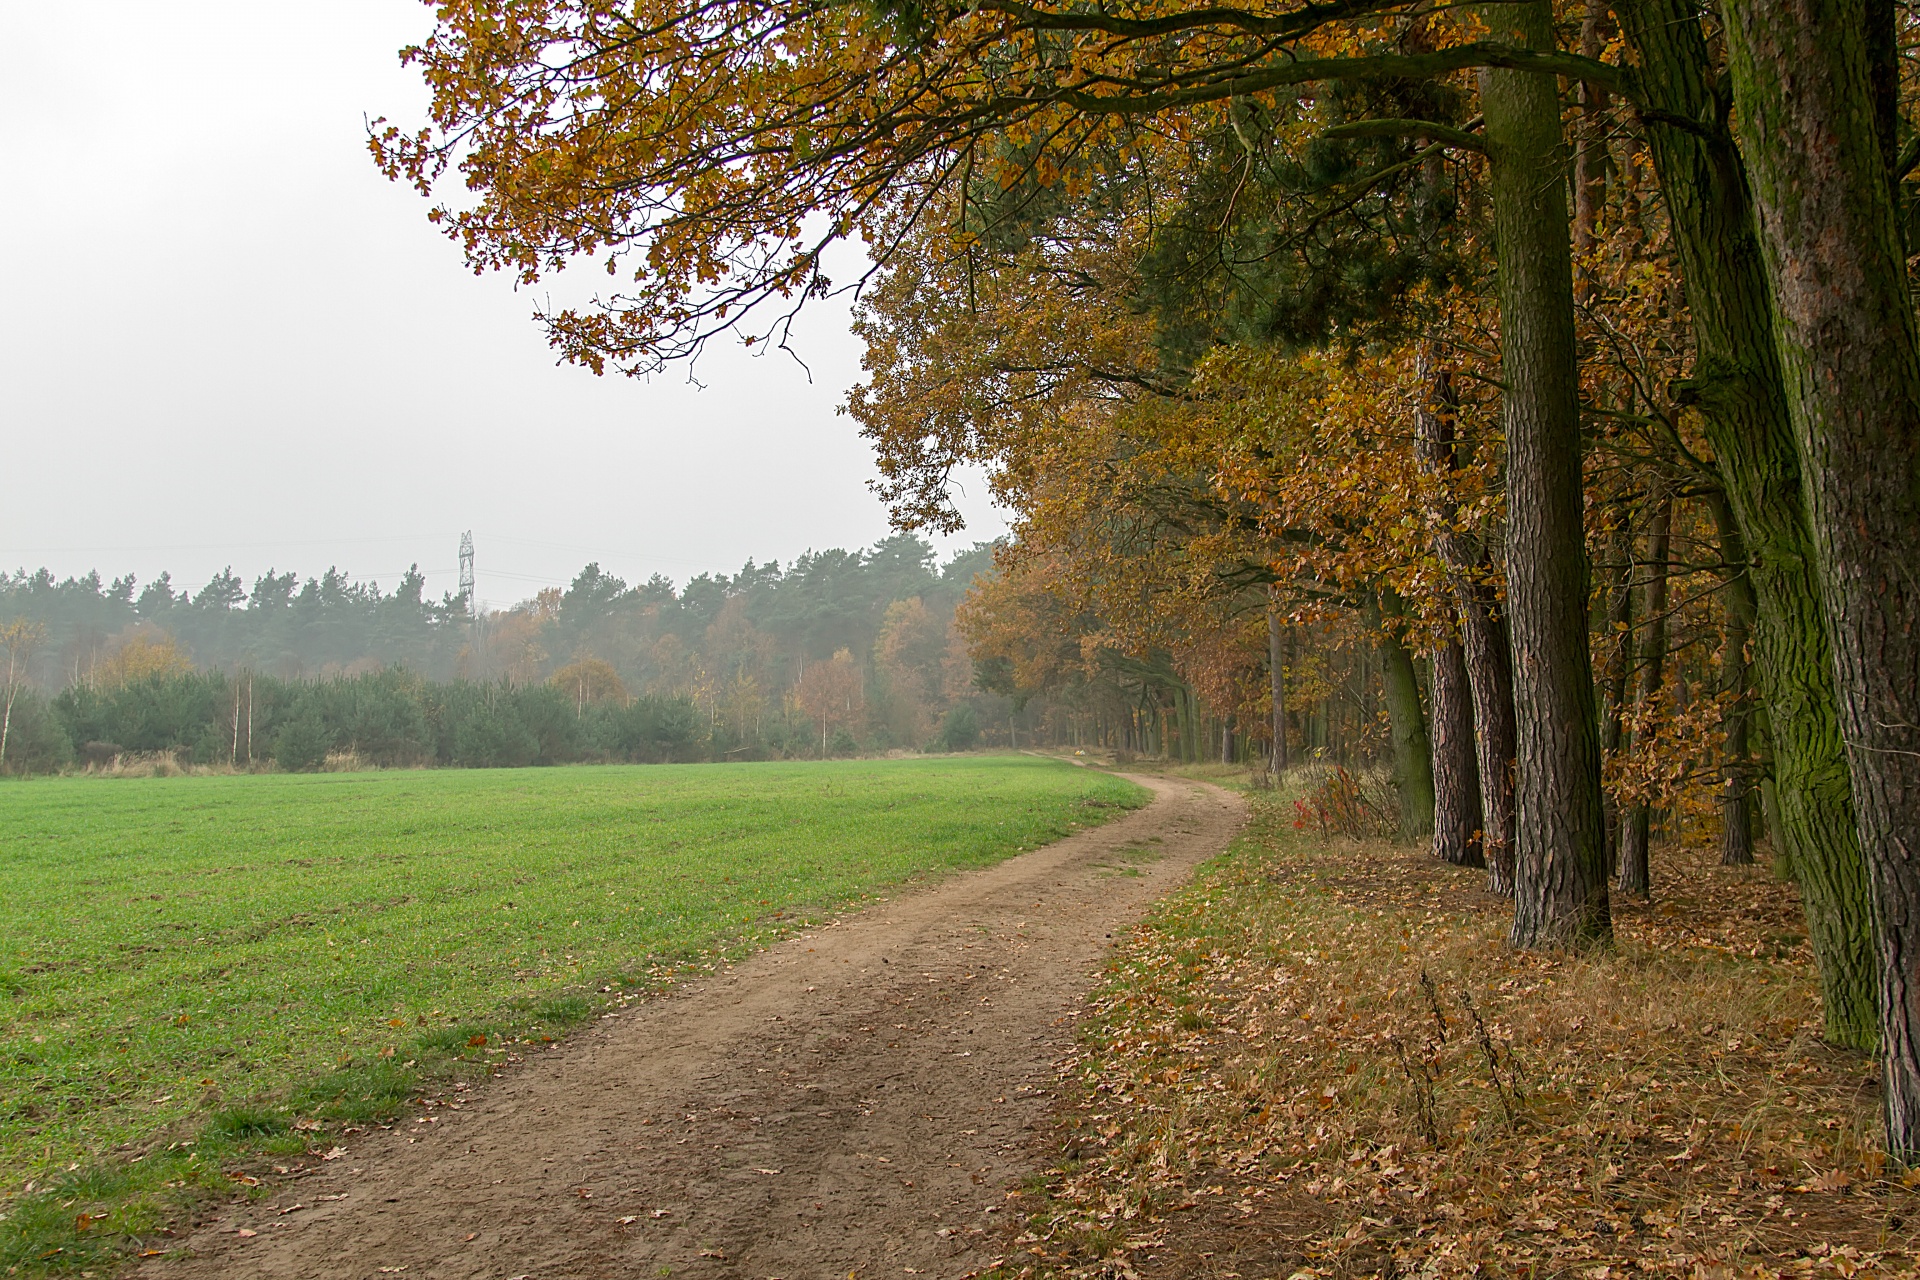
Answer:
374;0;1920;1170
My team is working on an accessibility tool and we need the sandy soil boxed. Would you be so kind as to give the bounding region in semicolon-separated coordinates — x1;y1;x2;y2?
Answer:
139;772;1244;1280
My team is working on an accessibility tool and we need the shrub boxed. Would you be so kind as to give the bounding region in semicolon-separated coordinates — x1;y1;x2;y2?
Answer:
931;704;980;752
1292;765;1396;838
0;691;72;775
273;714;332;773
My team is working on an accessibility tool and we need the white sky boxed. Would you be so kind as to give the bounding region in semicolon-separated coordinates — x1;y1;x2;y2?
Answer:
0;1;1005;611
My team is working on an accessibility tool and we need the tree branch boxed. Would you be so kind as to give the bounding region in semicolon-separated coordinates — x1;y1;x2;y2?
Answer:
1322;117;1486;152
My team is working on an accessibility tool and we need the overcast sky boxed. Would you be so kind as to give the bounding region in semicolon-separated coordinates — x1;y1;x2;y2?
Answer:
0;2;1005;611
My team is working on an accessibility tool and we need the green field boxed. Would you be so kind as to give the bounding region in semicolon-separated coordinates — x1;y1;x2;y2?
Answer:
0;757;1141;1203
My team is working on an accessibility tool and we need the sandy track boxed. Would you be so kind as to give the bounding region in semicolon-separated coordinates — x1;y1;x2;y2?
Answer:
141;773;1244;1280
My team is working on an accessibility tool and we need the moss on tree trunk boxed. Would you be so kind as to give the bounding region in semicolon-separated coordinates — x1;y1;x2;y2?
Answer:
1723;0;1920;1148
1617;0;1879;1051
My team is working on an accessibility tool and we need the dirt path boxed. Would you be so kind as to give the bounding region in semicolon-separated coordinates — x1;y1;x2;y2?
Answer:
141;773;1244;1280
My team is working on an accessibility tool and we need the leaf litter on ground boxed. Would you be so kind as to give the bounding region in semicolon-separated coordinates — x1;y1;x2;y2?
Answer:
993;793;1919;1280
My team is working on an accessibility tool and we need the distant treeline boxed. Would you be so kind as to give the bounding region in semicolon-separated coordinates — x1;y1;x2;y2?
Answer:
0;536;1024;773
0;669;703;774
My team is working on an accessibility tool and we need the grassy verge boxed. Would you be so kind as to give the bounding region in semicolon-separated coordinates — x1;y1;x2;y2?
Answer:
1000;791;1919;1278
0;755;1144;1275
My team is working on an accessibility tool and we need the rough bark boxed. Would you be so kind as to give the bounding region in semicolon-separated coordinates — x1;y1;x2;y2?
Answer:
1416;353;1488;869
1618;491;1674;901
1430;637;1485;866
1723;0;1920;1150
1479;0;1611;948
1417;357;1518;893
1617;0;1879;1051
1866;0;1899;181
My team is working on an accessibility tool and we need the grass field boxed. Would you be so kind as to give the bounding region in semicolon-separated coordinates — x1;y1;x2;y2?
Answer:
0;756;1141;1231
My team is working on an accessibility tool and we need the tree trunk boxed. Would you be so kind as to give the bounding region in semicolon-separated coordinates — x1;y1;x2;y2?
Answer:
1430;636;1485;866
1720;683;1757;864
1723;0;1920;1151
1268;592;1290;774
1598;512;1635;876
1375;596;1436;839
1571;0;1611;269
1414;349;1486;868
1708;490;1758;866
1618;490;1673;900
1418;357;1518;893
1617;0;1879;1051
1479;0;1611;947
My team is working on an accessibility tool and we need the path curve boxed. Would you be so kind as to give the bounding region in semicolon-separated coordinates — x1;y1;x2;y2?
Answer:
141;773;1245;1280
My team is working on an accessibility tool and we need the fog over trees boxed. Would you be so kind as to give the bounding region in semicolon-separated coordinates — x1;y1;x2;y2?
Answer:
0;537;1000;770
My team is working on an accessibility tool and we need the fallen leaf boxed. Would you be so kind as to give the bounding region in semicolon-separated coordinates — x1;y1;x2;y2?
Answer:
618;1215;639;1226
468;1034;487;1047
756;1168;782;1175
320;1147;348;1161
236;1229;257;1238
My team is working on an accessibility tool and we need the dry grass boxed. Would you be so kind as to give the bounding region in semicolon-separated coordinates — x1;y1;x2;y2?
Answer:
994;794;1918;1279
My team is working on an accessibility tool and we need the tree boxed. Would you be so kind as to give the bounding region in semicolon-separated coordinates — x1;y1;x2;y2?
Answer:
0;620;45;771
1475;0;1609;948
550;656;629;712
1427;634;1483;866
1414;356;1490;871
374;0;1619;372
98;628;194;688
1372;593;1436;839
874;597;950;744
1616;490;1673;900
933;704;980;752
1615;0;1878;1053
1719;0;1920;1154
793;649;862;755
